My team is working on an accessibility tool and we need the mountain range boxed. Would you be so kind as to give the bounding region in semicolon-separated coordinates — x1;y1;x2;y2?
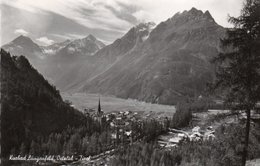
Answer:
2;8;226;105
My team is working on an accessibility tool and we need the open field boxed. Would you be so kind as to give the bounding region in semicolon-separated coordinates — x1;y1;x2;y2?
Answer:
62;93;176;118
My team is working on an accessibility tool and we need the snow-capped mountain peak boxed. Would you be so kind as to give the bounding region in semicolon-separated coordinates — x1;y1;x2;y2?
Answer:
41;39;72;55
2;35;43;59
130;22;157;42
85;34;96;41
58;34;105;56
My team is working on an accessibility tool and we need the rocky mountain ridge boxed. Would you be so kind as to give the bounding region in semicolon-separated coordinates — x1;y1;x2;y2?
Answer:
76;8;226;104
2;8;226;105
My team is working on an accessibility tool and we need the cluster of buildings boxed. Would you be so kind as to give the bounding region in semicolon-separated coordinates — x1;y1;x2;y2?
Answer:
158;126;215;148
83;98;142;143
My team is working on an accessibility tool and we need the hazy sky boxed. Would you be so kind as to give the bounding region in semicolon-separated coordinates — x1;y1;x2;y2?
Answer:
1;0;244;46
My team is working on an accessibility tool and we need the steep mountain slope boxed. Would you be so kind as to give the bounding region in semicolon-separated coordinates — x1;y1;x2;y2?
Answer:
1;8;225;105
56;34;105;57
42;35;106;84
0;49;87;157
55;22;156;90
1;35;46;73
1;34;106;84
2;35;44;59
70;8;225;104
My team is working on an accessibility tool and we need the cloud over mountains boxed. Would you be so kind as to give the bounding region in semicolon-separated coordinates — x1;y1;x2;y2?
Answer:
14;29;29;36
1;0;243;46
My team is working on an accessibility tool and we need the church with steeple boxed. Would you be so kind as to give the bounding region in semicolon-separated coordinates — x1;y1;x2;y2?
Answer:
96;96;104;123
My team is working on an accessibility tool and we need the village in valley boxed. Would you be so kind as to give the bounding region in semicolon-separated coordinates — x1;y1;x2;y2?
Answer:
2;0;260;165
67;95;237;163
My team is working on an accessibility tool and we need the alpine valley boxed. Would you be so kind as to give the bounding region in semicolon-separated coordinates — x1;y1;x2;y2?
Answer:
2;8;226;105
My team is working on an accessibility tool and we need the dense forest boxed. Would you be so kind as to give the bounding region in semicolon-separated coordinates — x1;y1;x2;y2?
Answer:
111;122;260;166
0;49;230;164
0;49;112;164
1;45;260;166
0;49;172;165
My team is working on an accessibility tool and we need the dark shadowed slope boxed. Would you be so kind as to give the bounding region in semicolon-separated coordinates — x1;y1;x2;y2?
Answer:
0;49;86;157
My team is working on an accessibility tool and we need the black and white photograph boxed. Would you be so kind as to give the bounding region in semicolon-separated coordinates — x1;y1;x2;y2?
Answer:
1;0;260;165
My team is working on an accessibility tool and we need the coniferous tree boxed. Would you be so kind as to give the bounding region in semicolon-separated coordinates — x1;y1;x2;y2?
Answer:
29;140;39;155
212;0;260;165
19;143;27;156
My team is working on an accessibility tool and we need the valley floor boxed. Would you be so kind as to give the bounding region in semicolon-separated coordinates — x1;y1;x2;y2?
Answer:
61;92;176;119
59;93;260;166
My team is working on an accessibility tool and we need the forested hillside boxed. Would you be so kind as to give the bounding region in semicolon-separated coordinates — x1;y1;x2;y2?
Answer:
1;49;97;158
0;49;171;165
112;122;260;166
